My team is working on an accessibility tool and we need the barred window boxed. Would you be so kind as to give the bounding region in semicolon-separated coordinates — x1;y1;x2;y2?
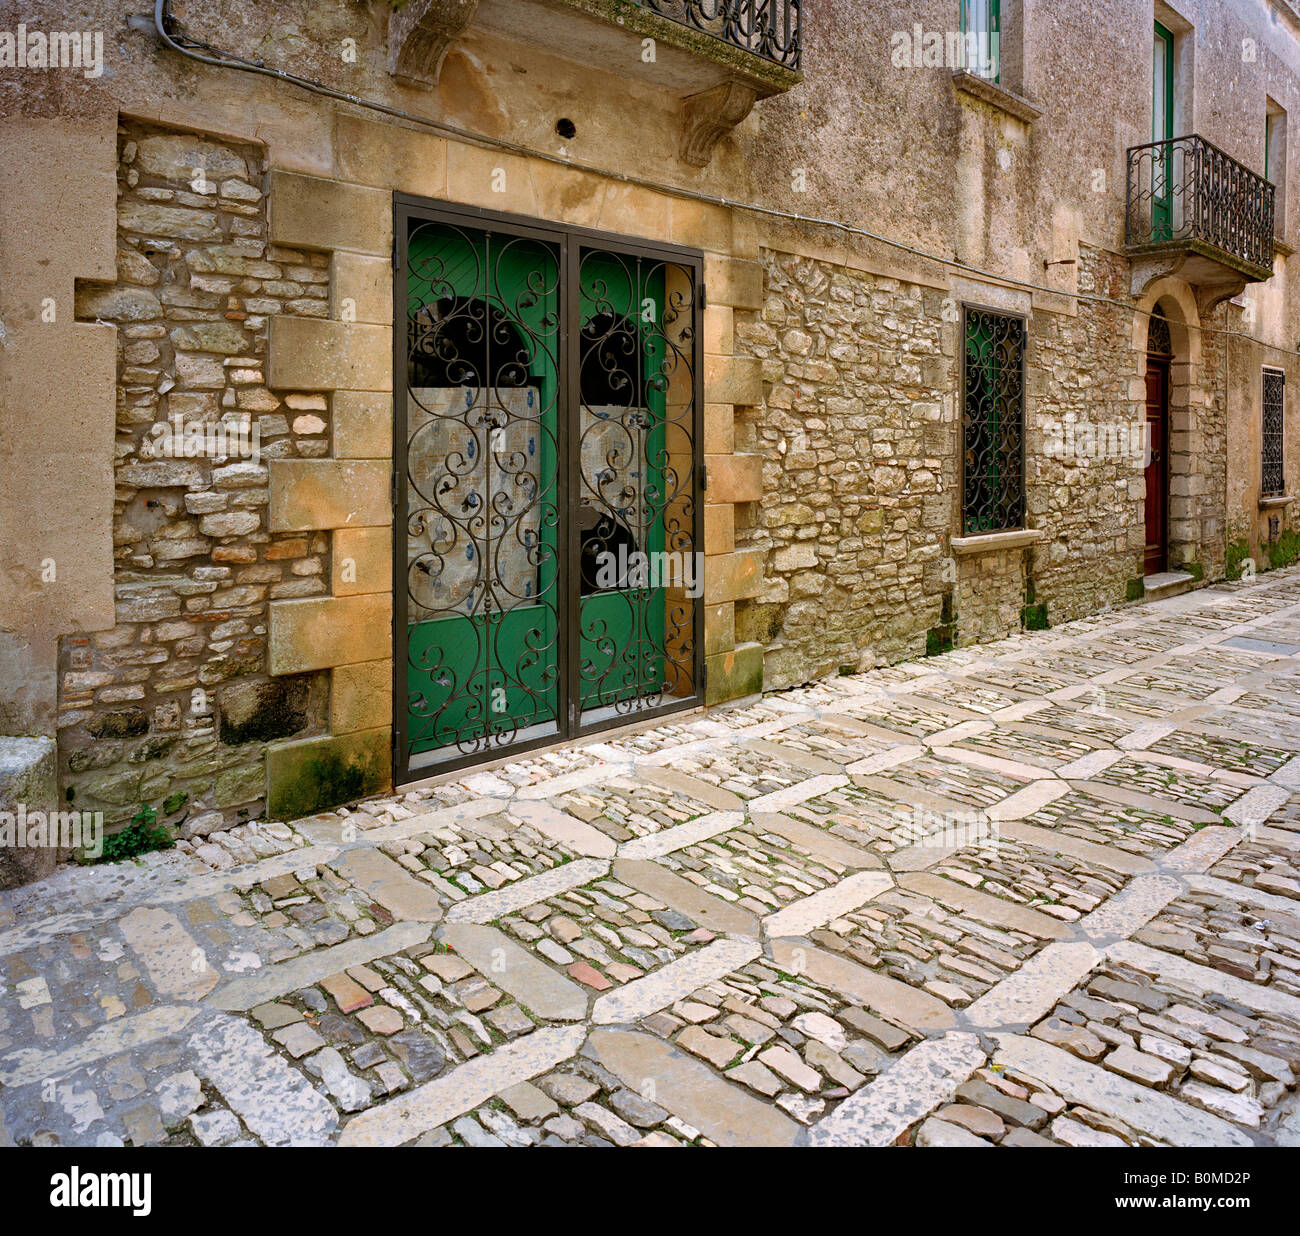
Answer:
1263;367;1285;497
962;306;1027;534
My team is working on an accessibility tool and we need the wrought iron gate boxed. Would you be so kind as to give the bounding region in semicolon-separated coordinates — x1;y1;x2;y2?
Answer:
393;197;703;780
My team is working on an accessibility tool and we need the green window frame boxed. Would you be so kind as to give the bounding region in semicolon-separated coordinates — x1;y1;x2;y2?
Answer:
1152;22;1175;241
1153;22;1174;144
961;0;1001;83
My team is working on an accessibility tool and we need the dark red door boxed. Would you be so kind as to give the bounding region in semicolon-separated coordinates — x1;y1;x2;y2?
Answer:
1144;358;1169;574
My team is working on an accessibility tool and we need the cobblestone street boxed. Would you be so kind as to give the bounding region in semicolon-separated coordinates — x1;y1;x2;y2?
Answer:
4;570;1300;1149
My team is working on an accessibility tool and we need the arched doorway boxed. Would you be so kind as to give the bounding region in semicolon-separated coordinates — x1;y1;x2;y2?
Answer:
1144;309;1173;574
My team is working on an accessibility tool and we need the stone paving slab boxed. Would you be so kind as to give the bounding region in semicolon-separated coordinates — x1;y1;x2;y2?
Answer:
805;1032;986;1146
5;569;1300;1146
992;1034;1254;1148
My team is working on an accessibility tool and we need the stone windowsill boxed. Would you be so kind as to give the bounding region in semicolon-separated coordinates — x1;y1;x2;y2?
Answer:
951;71;1042;124
1275;236;1294;258
1259;494;1295;510
951;528;1045;556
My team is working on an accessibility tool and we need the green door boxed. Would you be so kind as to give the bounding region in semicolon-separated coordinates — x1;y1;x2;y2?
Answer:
398;210;702;775
576;250;668;717
404;222;563;759
1152;22;1175;241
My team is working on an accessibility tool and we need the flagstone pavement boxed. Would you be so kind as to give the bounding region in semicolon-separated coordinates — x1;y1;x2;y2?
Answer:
6;571;1300;1148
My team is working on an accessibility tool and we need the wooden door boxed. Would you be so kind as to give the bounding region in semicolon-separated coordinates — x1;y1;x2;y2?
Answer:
1144;358;1169;574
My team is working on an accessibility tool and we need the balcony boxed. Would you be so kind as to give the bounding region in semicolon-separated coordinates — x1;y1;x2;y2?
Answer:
634;0;801;71
1126;135;1276;306
389;0;803;165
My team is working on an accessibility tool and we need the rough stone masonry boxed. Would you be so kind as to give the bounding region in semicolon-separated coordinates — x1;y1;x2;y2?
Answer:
61;123;334;837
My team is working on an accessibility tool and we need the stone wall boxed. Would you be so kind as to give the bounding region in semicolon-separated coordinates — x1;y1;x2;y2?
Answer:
1028;247;1144;623
737;243;1237;686
59;122;333;837
735;251;955;688
1192;304;1230;580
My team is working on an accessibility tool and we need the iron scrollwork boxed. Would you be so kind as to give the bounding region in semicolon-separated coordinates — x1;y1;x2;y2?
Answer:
962;307;1026;536
404;221;563;761
639;0;801;70
1126;135;1276;275
576;248;698;719
398;209;702;775
1263;368;1285;499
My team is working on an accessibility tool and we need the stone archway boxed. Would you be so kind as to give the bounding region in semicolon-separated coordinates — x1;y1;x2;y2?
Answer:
1132;279;1203;575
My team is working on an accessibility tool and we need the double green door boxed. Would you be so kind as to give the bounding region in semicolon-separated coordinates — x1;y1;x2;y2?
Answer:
396;203;699;776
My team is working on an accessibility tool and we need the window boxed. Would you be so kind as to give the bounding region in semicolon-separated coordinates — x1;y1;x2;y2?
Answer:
1153;23;1174;145
961;306;1026;534
1263;368;1286;497
961;0;1000;82
1266;101;1286;238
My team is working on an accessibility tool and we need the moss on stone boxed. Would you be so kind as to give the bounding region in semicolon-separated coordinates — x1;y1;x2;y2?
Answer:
162;790;189;815
1125;578;1144;602
88;709;149;740
219;678;310;746
1225;537;1252;580
1020;603;1049;631
1267;528;1300;570
265;729;390;820
926;624;955;657
705;643;764;705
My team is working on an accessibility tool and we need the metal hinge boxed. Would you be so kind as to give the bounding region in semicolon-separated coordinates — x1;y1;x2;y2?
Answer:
699;282;707;311
699;462;707;492
391;471;398;507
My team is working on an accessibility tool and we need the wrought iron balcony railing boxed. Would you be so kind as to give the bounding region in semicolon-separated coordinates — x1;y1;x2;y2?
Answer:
1126;135;1276;280
638;0;802;71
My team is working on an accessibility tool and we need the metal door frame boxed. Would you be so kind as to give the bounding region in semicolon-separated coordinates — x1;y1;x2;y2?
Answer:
392;194;705;784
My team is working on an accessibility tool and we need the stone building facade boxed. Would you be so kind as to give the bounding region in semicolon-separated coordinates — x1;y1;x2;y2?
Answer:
1;0;1298;859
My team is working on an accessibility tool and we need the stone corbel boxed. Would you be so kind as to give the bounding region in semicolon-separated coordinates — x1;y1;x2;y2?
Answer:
1195;280;1250;319
679;80;758;168
388;0;479;90
1130;252;1250;313
1128;253;1188;299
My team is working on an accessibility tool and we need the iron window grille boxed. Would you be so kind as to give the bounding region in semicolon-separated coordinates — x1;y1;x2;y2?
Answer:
961;305;1027;535
1263;367;1286;498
